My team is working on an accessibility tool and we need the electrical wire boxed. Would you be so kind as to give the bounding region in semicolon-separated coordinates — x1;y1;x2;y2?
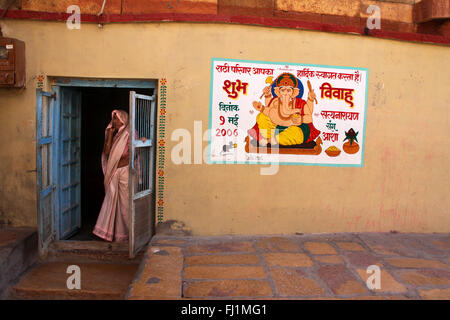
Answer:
97;0;107;16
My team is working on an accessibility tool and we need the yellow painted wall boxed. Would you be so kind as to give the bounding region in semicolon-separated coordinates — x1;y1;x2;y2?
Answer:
0;20;448;234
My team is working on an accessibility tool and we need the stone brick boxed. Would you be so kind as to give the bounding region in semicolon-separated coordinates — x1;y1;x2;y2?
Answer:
256;237;300;252
344;252;381;268
321;14;346;26
152;239;186;246
359;15;415;33
12;262;139;300
313;295;408;300
184;266;266;279
336;242;366;251
419;288;450;300
304;242;337;255
276;0;360;17
347;295;409;300
359;235;420;256
129;278;181;300
363;236;446;257
263;253;313;267
414;0;450;23
274;10;322;23
397;237;447;257
270;268;325;297
22;0;122;14
219;0;274;17
185;254;259;265
184;280;272;297
318;265;367;295
356;269;407;293
432;240;450;250
122;0;218;15
397;269;450;286
361;0;414;24
387;258;448;269
219;0;274;9
366;244;399;256
382;20;416;33
128;246;182;299
315;255;345;264
187;241;254;254
335;280;368;295
345;15;362;28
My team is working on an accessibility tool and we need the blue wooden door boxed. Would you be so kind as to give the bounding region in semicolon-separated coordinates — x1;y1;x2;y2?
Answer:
129;91;156;258
36;89;57;255
59;87;82;239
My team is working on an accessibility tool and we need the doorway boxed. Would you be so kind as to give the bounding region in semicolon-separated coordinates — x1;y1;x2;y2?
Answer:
36;78;157;257
73;87;154;240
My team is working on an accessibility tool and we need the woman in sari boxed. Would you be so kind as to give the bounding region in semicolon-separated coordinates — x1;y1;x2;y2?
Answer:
93;109;130;242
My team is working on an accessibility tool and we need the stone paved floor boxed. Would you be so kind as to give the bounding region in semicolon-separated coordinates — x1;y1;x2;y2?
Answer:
127;233;450;300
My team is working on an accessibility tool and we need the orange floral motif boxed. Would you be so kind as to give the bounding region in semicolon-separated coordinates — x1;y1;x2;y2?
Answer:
161;79;167;86
158;170;164;176
158;199;164;206
160;109;166;115
159;140;165;147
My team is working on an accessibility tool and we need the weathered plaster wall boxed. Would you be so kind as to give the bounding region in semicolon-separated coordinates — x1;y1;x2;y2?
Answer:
0;20;448;234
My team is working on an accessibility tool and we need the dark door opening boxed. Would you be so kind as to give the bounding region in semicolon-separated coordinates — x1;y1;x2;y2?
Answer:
68;86;154;241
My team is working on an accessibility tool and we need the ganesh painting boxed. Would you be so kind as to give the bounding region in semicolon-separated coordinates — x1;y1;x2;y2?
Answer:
209;58;368;166
245;72;323;155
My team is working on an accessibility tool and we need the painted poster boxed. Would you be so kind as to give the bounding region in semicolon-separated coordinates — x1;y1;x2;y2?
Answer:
208;58;368;167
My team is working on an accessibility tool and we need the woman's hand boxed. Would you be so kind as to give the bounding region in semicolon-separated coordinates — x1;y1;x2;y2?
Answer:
104;127;116;156
308;89;316;103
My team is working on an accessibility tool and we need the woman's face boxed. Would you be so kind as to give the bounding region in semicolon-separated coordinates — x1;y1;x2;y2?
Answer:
112;113;123;129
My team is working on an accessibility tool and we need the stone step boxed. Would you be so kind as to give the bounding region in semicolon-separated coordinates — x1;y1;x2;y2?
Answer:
46;240;144;264
0;227;38;299
8;262;140;300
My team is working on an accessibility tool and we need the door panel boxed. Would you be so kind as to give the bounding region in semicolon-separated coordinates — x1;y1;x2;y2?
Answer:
59;87;82;239
129;91;156;258
36;89;56;255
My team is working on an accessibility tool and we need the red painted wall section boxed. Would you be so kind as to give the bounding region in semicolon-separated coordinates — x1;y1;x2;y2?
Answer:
414;0;450;23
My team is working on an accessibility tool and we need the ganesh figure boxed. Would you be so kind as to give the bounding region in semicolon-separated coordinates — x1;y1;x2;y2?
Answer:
245;73;322;155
